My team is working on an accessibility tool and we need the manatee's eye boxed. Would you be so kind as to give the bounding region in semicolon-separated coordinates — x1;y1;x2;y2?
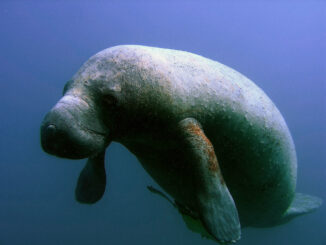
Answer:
102;94;118;107
62;80;74;95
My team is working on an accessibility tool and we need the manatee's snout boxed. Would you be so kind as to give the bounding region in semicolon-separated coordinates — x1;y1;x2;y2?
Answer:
41;113;84;159
41;95;109;159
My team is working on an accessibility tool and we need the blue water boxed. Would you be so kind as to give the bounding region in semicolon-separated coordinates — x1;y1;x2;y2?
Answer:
0;1;325;244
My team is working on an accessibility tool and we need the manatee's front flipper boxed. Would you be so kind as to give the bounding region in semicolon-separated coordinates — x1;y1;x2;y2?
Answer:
75;151;106;204
274;193;322;225
178;118;241;244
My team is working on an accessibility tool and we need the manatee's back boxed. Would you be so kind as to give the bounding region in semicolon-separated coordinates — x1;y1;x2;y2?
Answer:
120;45;298;225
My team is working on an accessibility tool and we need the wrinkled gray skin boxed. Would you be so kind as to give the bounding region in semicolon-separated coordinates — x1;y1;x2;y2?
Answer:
41;45;315;243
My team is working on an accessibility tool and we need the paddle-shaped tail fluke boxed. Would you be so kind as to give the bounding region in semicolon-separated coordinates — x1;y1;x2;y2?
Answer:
275;193;322;225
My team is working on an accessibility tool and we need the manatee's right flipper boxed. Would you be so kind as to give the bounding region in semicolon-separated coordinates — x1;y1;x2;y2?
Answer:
178;118;241;244
75;151;106;204
275;193;322;225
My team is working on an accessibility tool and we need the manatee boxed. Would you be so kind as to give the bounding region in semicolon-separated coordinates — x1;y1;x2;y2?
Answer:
40;45;322;243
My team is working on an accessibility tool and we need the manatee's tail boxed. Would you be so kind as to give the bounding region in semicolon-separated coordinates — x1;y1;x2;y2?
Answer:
275;193;322;225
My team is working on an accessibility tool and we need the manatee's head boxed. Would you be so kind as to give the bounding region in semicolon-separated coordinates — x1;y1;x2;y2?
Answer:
40;82;108;159
41;47;132;159
40;51;124;159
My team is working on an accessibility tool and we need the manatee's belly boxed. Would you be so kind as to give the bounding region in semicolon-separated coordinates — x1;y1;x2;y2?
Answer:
138;153;198;210
121;139;200;211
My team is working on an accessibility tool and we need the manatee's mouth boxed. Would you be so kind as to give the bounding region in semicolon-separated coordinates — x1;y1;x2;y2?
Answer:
79;124;108;137
41;122;108;159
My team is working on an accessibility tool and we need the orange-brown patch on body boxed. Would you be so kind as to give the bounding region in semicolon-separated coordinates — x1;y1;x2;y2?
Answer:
206;146;225;185
185;123;203;137
185;122;225;185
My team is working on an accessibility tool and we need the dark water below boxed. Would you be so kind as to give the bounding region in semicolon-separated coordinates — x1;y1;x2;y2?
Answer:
0;1;325;244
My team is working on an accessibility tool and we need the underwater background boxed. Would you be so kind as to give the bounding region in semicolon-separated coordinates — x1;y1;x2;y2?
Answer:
0;1;325;244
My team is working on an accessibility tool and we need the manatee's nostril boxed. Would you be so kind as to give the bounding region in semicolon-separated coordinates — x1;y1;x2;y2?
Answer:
41;124;58;152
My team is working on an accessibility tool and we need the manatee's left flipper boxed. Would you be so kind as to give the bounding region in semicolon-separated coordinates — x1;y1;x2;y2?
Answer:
75;151;106;204
178;118;241;243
